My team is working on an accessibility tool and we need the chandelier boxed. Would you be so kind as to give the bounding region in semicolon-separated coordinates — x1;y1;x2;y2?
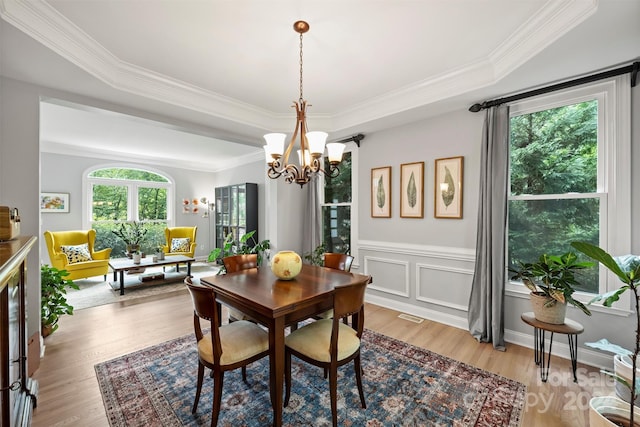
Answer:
263;20;345;187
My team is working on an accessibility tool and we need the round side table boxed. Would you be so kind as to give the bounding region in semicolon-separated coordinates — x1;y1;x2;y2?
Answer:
521;311;584;382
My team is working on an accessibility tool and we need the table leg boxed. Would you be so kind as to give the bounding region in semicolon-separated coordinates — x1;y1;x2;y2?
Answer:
187;261;192;277
568;334;578;382
269;317;285;427
537;329;555;383
119;270;125;295
113;270;117;282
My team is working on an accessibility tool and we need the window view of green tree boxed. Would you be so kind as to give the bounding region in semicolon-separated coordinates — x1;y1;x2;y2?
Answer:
89;168;170;257
508;100;600;292
322;152;352;254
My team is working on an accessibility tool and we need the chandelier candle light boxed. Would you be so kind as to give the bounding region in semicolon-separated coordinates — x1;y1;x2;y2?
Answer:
263;20;346;187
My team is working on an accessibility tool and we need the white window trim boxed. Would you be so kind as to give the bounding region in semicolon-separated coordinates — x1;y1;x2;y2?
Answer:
82;163;175;229
319;141;359;266
505;75;631;315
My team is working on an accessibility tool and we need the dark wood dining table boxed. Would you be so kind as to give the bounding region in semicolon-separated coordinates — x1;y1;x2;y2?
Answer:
199;263;372;427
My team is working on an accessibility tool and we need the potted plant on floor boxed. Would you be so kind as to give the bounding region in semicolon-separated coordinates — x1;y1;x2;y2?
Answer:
41;264;79;337
571;241;640;427
510;251;592;324
112;221;148;257
207;230;270;274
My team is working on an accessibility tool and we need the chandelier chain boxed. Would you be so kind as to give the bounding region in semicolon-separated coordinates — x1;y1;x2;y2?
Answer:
299;32;304;103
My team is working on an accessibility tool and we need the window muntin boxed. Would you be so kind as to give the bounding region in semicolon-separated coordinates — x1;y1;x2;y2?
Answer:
507;76;630;303
86;167;173;257
321;148;356;258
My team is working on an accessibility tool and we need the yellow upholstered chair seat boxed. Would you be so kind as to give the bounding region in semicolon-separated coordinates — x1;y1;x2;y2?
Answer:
44;230;111;281
197;320;268;366
285;319;360;362
163;226;197;258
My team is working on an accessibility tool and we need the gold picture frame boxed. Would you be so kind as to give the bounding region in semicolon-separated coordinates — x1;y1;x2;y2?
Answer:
371;166;391;218
400;161;424;218
434;156;463;219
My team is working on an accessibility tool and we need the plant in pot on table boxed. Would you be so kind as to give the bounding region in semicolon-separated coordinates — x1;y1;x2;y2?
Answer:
41;264;79;337
112;221;148;257
510;251;592;324
571;241;640;427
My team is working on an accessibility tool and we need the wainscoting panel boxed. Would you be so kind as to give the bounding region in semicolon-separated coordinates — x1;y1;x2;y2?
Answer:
360;240;475;328
416;263;473;311
363;256;410;297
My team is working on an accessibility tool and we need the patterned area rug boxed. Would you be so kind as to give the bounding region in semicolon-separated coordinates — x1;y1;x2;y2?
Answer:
95;329;525;426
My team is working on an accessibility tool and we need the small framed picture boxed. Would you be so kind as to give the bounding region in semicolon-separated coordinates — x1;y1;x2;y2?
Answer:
434;156;464;219
40;192;70;213
371;166;391;218
400;161;424;218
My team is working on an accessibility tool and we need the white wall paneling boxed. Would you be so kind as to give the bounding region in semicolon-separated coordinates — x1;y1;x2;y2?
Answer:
363;256;410;297
415;262;473;312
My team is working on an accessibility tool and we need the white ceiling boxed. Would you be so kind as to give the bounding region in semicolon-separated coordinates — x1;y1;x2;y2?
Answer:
1;0;639;172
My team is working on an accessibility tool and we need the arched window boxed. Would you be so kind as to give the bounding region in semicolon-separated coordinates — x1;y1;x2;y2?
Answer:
85;166;174;257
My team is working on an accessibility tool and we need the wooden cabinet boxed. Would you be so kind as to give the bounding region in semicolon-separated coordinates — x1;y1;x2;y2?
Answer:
214;183;258;250
0;236;37;427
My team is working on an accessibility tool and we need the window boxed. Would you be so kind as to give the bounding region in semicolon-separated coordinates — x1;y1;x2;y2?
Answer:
507;76;631;300
321;144;358;260
85;167;174;257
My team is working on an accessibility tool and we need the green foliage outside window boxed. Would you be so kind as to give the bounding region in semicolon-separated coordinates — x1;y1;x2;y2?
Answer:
323;152;352;254
508;100;599;293
89;168;170;257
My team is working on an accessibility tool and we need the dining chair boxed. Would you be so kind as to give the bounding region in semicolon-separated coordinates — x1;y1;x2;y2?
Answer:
284;276;370;427
314;253;356;321
184;277;269;427
323;252;354;273
222;254;258;322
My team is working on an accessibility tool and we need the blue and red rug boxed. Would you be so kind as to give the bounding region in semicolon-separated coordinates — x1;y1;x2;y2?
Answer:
95;329;525;426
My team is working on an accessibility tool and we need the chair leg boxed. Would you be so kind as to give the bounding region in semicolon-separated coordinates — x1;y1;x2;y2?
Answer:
284;352;292;406
211;370;224;427
354;355;366;409
192;362;205;414
329;365;338;427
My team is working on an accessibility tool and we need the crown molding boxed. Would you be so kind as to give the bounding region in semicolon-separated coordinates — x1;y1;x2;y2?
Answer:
1;0;598;134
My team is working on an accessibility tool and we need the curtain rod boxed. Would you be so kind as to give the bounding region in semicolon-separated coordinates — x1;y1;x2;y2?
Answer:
469;61;639;112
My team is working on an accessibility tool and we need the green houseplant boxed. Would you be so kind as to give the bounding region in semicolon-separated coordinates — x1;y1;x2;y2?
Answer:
112;221;148;256
303;243;326;266
41;264;79;337
510;252;592;323
208;230;270;274
571;241;640;427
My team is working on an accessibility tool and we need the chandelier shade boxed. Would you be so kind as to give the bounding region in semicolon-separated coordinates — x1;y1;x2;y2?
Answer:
263;21;345;187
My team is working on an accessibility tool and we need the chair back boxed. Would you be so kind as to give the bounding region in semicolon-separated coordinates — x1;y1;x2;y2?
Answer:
223;254;258;273
165;226;197;255
332;276;370;334
44;229;98;256
184;277;225;363
324;253;354;272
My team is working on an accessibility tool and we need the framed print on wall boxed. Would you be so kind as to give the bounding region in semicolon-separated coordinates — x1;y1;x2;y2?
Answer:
434;156;464;219
40;192;70;213
400;161;424;218
371;166;391;218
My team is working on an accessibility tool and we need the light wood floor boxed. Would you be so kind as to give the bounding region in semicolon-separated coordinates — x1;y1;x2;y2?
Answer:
32;289;611;426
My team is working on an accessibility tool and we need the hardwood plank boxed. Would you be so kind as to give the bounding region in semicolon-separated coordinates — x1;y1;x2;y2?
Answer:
32;291;611;426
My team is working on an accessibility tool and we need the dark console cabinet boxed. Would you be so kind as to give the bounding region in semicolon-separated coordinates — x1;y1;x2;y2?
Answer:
0;236;37;427
214;183;258;249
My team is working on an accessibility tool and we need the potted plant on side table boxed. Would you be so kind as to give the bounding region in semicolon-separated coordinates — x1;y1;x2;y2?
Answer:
510;251;592;324
571;241;640;427
41;264;79;337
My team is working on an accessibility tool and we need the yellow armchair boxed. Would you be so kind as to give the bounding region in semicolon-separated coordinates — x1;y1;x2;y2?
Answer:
162;226;197;258
44;230;112;281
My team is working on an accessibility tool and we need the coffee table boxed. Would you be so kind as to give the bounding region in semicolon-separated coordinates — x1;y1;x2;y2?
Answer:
109;255;195;295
